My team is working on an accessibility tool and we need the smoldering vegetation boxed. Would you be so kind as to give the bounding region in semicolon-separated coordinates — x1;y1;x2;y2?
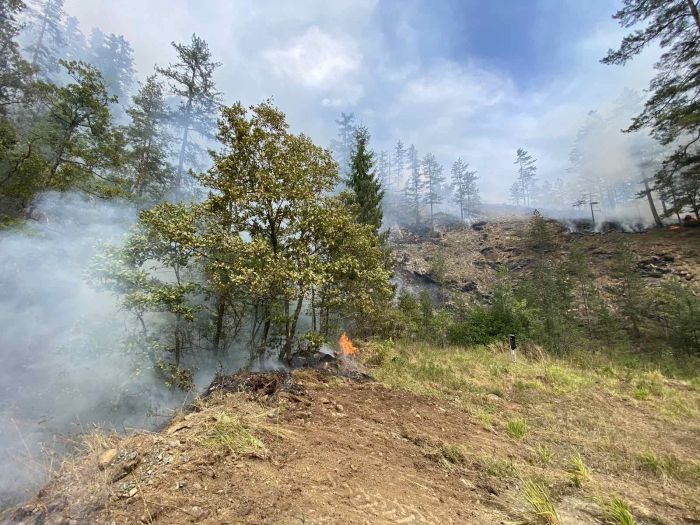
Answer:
0;193;185;505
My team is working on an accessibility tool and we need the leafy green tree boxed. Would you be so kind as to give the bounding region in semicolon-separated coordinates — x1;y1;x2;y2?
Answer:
603;0;700;218
157;34;222;192
124;74;173;199
514;148;537;207
199;101;391;360
451;157;480;221
421;152;445;230
346;125;384;234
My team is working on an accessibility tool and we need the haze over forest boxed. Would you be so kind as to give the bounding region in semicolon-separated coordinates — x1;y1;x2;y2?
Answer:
57;0;661;205
0;0;699;519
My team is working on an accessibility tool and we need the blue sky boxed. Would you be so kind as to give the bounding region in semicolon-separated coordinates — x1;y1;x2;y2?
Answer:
64;0;656;201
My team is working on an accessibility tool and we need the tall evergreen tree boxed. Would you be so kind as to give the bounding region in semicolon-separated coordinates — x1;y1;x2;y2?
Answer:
0;0;32;111
89;30;134;104
62;15;85;62
330;112;355;178
124;74;173;199
23;0;65;80
451;157;480;221
404;144;421;225
509;181;524;206
393;140;406;189
376;150;390;190
347;126;384;235
157;34;221;193
514;148;537;207
421;153;445;230
603;0;700;219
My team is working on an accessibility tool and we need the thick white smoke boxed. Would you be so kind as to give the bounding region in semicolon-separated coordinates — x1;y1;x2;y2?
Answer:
0;193;186;506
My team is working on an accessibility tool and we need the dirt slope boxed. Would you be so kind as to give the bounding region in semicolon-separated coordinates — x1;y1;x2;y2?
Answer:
5;371;505;524
5;363;700;525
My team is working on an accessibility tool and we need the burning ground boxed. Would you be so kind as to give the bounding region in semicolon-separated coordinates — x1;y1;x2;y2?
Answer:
3;343;700;525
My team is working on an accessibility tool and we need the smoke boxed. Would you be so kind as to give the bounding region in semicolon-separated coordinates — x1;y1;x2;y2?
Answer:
0;193;188;506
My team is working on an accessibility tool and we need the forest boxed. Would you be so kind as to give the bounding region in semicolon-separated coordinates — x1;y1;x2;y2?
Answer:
0;0;699;522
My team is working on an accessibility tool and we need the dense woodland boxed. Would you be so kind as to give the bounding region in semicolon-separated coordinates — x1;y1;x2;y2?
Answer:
0;0;699;391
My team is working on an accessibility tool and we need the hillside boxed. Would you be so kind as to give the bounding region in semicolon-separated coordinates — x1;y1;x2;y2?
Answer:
4;345;700;525
393;219;700;304
3;222;700;525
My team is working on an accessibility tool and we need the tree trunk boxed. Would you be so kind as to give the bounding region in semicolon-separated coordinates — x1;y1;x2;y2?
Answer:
686;0;700;34
283;295;305;363
643;179;663;227
213;293;226;354
175;98;193;193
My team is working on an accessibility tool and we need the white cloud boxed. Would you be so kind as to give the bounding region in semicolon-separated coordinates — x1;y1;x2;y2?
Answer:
262;26;364;105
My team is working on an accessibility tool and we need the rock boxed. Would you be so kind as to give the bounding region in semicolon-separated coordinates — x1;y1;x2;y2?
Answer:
128;487;138;498
98;448;118;470
484;393;502;404
335;404;344;412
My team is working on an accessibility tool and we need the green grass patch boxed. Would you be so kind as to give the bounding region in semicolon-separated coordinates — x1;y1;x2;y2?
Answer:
602;496;636;525
506;418;528;439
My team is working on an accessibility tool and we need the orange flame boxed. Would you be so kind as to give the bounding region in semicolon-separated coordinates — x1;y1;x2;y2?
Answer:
339;333;356;356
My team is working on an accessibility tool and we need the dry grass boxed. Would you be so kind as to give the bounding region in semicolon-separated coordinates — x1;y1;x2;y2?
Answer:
194;412;264;455
363;341;700;523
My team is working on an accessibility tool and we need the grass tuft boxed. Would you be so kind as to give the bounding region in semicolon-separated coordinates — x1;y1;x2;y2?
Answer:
603;496;636;525
533;444;554;466
522;479;560;525
195;412;263;455
506;418;528;439
568;452;591;487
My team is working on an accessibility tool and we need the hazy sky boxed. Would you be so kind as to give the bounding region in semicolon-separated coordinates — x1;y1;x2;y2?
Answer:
63;0;658;201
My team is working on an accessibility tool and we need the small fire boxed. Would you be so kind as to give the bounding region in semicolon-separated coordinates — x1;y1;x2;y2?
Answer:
339;333;356;356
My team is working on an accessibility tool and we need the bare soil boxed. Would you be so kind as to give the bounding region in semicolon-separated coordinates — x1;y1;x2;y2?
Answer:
4;364;699;525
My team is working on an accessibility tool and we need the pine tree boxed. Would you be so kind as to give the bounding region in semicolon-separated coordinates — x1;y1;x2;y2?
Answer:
330;112;355;178
62;15;85;62
509;181;524;207
514;148;537;207
451;157;480;221
124;74;173;200
376;150;390;190
603;0;700;218
404;144;422;226
393;140;405;188
23;0;65;80
421;153;445;231
89;30;134;104
157;34;222;193
0;0;32;111
347;126;384;234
